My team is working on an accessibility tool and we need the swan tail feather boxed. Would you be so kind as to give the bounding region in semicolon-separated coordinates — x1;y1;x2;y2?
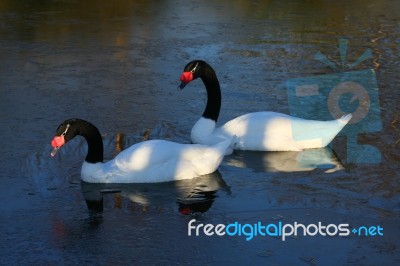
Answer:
319;113;352;147
189;137;234;176
213;135;236;155
338;113;352;124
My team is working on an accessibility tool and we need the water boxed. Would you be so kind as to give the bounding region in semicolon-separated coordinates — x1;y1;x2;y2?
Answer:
1;0;399;264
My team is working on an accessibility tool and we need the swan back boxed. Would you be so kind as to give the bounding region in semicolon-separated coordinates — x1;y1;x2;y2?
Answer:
191;112;352;151
81;139;233;183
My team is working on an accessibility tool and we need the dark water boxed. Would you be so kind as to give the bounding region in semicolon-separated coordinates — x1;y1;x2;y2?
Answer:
1;0;399;264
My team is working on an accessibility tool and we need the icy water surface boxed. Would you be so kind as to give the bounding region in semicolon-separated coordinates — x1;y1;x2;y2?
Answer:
1;0;399;264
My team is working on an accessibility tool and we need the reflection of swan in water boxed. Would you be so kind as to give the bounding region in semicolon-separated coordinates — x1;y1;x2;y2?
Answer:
225;147;344;173
81;170;230;214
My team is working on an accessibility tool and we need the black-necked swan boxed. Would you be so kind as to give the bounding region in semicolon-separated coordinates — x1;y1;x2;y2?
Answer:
177;60;352;151
50;118;233;183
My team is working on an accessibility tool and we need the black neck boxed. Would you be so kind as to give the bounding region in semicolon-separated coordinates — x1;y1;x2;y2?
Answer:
76;120;104;163
200;64;221;122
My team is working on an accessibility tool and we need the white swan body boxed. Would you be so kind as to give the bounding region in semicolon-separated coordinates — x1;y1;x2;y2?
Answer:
81;139;232;183
192;112;352;151
51;118;233;184
178;60;352;151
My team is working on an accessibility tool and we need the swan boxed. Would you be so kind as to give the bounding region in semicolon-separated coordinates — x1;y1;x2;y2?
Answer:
50;118;234;183
178;60;352;151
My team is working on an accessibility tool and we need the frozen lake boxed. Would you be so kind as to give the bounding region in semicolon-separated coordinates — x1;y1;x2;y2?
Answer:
0;0;399;264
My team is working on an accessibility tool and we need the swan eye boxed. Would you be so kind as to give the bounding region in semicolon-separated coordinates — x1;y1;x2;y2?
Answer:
180;62;199;84
61;124;70;136
190;62;199;73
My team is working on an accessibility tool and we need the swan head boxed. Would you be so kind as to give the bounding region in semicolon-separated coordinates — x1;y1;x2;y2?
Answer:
50;118;79;156
178;60;206;90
